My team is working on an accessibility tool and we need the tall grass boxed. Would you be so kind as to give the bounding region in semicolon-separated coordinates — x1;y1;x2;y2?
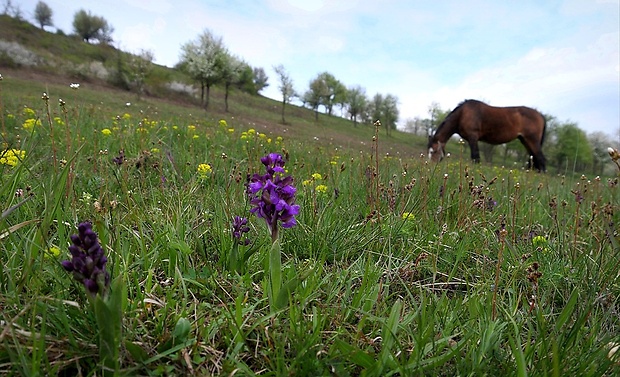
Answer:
1;74;619;376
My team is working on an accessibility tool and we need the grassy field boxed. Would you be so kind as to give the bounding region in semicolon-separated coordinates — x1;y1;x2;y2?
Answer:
1;71;619;376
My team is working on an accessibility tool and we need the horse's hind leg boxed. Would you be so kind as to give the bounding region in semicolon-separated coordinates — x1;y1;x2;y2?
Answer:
469;139;481;163
533;152;546;172
518;136;546;172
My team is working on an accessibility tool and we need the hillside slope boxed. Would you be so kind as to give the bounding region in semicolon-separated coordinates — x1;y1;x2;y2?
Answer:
0;15;427;158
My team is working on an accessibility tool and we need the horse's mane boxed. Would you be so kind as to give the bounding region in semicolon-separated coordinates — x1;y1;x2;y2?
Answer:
435;100;472;134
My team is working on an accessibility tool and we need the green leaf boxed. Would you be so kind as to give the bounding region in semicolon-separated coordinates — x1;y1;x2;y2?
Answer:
173;317;191;345
268;239;282;309
555;289;579;332
125;341;149;363
333;339;375;369
509;335;528;377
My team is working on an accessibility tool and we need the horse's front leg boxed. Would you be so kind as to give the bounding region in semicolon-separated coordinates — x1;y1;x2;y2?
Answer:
469;140;481;163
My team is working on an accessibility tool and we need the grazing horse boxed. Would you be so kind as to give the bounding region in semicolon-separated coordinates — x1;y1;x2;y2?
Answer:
428;99;547;171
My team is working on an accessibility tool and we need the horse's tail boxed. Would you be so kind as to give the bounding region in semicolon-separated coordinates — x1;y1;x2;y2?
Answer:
540;115;547;146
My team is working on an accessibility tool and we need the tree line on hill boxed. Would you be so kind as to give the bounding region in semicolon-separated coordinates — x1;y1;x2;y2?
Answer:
3;1;618;175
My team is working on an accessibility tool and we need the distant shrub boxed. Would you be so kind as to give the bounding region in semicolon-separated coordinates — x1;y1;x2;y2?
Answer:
0;51;18;68
0;40;42;66
88;61;109;79
166;81;198;96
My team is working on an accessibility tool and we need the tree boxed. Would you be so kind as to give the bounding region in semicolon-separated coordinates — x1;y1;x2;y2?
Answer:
588;131;612;175
252;67;269;94
346;85;367;127
127;49;154;97
220;54;244;112
403;117;428;135
2;0;23;20
304;75;328;121
315;72;345;116
369;93;384;125
34;1;52;30
381;94;399;136
428;102;450;132
552;122;593;173
72;9;113;44
180;30;227;110
273;64;295;124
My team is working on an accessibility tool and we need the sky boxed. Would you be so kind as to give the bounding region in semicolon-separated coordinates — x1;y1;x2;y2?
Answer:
15;0;620;139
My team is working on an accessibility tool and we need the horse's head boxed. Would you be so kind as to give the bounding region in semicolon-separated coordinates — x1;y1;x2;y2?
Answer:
427;137;445;162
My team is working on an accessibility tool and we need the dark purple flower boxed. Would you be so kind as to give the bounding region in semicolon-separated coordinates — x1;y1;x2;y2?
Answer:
247;153;300;242
487;197;497;211
112;150;125;165
61;222;110;297
232;216;251;245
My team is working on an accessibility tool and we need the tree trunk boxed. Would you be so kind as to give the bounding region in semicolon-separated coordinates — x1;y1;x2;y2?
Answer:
225;83;230;112
200;81;205;106
205;84;211;110
281;100;286;124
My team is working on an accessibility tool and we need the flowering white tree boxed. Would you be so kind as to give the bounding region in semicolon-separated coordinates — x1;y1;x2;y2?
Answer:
180;30;227;110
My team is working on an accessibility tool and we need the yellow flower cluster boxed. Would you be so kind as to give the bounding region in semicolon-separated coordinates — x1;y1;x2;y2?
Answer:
219;119;228;127
22;107;35;118
101;128;112;136
22;118;41;132
303;172;328;194
532;235;550;252
45;246;61;258
197;163;212;178
315;184;328;194
241;128;256;140
402;212;415;221
0;149;26;167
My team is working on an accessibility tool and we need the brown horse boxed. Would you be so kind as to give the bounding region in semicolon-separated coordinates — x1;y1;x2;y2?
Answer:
428;99;547;171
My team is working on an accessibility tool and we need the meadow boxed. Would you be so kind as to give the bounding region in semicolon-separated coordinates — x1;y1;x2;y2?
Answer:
1;73;619;376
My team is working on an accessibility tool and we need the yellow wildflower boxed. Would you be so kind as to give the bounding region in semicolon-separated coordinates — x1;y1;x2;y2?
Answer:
219;119;228;127
122;113;131;120
101;128;112;136
315;184;328;194
312;173;323;180
0;149;26;167
197;163;212;178
228;128;235;133
402;212;415;221
22;118;41;132
188;125;196;132
22;107;35;117
45;246;61;258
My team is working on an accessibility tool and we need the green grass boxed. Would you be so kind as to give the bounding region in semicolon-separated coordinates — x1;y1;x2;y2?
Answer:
1;69;619;376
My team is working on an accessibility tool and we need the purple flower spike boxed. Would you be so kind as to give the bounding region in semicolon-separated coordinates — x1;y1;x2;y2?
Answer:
61;222;110;298
232;216;251;245
247;153;299;242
